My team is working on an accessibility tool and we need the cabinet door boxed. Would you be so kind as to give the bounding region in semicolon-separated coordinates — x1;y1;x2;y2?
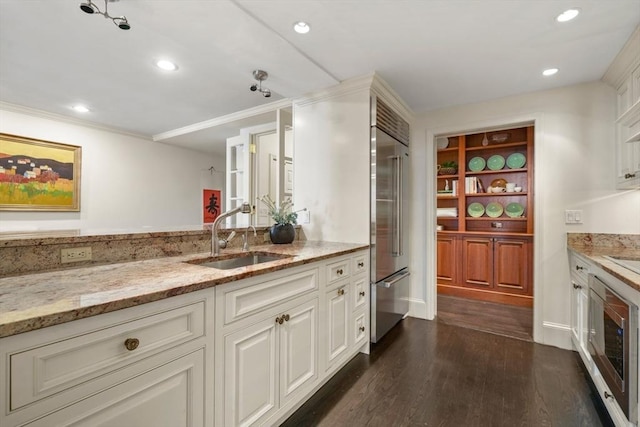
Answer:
493;238;531;295
325;285;349;369
462;237;493;288
26;350;205;427
577;287;590;355
280;298;318;405
570;279;581;345
224;318;278;427
437;235;458;285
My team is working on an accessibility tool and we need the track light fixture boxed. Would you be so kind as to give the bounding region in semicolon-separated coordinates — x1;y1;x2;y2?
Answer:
79;0;131;30
249;70;272;98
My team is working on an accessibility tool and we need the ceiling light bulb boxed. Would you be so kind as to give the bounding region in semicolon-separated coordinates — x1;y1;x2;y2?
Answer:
556;9;580;22
542;68;559;76
72;105;90;113
156;60;178;71
294;21;310;34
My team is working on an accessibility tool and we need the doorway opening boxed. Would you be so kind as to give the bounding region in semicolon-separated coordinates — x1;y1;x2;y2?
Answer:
435;125;534;341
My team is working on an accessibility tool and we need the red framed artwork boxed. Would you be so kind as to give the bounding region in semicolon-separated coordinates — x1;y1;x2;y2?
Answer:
203;189;221;223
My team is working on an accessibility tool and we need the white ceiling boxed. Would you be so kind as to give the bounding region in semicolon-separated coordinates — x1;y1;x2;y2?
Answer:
1;0;638;156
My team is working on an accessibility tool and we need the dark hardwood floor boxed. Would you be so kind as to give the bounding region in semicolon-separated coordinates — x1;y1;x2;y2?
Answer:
281;317;611;427
437;294;533;341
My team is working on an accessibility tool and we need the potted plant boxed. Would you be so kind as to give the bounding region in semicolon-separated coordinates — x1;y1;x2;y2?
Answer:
258;195;300;244
438;161;458;175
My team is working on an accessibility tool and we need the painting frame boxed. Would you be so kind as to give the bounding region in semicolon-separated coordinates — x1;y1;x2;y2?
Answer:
0;133;81;211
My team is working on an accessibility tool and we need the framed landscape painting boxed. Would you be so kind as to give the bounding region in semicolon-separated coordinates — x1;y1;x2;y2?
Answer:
0;133;81;211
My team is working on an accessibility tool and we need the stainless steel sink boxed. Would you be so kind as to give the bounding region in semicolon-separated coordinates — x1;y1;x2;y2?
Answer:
186;252;292;270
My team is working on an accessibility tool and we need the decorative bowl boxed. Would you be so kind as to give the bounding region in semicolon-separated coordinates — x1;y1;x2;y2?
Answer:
438;167;457;175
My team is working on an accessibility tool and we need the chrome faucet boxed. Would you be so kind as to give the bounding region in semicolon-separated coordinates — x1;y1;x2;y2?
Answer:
211;202;252;256
242;225;257;251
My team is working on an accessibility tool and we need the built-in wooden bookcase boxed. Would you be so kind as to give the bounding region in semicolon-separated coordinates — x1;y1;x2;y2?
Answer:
436;125;534;307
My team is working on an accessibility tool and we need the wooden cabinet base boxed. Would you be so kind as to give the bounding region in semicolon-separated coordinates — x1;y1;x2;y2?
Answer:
437;283;533;308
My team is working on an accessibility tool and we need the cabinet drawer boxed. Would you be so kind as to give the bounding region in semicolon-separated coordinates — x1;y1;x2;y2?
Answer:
352;276;368;311
10;301;205;410
221;267;318;325
326;258;350;284
569;253;590;284
352;254;368;276
353;311;367;346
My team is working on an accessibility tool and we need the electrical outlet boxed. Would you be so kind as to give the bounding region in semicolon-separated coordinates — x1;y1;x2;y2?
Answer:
61;247;92;263
299;210;310;224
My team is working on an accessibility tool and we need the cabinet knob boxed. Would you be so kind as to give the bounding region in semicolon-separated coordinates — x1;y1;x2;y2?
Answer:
337;268;343;276
275;315;284;325
358;262;364;268
604;391;614;400
283;314;290;322
359;326;365;332
359;291;366;297
575;265;584;271
124;338;140;351
572;282;582;290
338;288;345;296
624;173;636;179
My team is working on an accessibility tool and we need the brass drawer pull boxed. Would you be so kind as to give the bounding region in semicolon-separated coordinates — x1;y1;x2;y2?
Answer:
359;291;366;297
275;315;284;324
283;314;290;322
336;268;344;276
359;326;365;332
357;261;364;268
124;338;140;351
624;173;636;179
572;282;582;290
338;289;345;296
575;265;584;271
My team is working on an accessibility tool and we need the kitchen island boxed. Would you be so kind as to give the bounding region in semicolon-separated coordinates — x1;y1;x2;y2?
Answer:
0;239;370;427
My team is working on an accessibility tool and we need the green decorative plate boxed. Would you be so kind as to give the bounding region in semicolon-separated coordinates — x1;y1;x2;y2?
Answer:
487;155;505;171
467;202;485;218
468;157;486;172
506;152;526;169
485;202;503;218
505;202;525;218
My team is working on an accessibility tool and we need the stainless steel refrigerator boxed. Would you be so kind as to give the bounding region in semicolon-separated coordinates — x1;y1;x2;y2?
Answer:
370;97;411;343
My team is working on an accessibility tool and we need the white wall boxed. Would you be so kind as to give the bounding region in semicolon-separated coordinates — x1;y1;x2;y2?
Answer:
413;80;640;349
0;108;223;232
293;88;370;244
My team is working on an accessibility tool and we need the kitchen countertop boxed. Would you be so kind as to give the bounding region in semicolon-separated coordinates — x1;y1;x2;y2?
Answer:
567;243;640;293
0;241;369;338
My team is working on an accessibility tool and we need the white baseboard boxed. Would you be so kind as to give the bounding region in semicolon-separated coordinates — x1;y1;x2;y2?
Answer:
408;298;429;320
542;321;572;350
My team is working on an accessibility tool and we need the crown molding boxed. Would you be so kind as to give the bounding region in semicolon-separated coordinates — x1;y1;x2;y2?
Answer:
370;74;414;123
293;73;376;107
153;99;292;142
0;101;150;140
602;25;640;89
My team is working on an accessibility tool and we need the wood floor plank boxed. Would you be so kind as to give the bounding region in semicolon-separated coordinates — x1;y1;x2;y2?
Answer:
281;318;611;427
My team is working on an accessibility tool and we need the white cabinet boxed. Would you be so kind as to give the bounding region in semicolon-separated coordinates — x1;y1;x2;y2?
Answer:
325;282;350;369
0;289;214;427
25;350;205;427
606;27;640;189
569;252;590;356
221;296;318;427
215;249;369;427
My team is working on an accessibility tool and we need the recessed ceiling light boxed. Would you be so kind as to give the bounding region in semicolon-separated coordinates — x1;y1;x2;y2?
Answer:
72;105;90;113
293;21;310;34
556;8;580;22
542;68;559;76
156;60;178;71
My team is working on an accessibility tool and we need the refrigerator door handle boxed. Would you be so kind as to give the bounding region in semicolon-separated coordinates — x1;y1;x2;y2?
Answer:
392;155;403;256
380;271;411;288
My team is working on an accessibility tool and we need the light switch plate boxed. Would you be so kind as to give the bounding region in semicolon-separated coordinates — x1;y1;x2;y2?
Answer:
299;210;310;224
565;210;583;224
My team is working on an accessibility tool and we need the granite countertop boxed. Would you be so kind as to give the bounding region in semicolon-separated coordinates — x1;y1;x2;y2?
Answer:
567;237;640;293
0;241;369;338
